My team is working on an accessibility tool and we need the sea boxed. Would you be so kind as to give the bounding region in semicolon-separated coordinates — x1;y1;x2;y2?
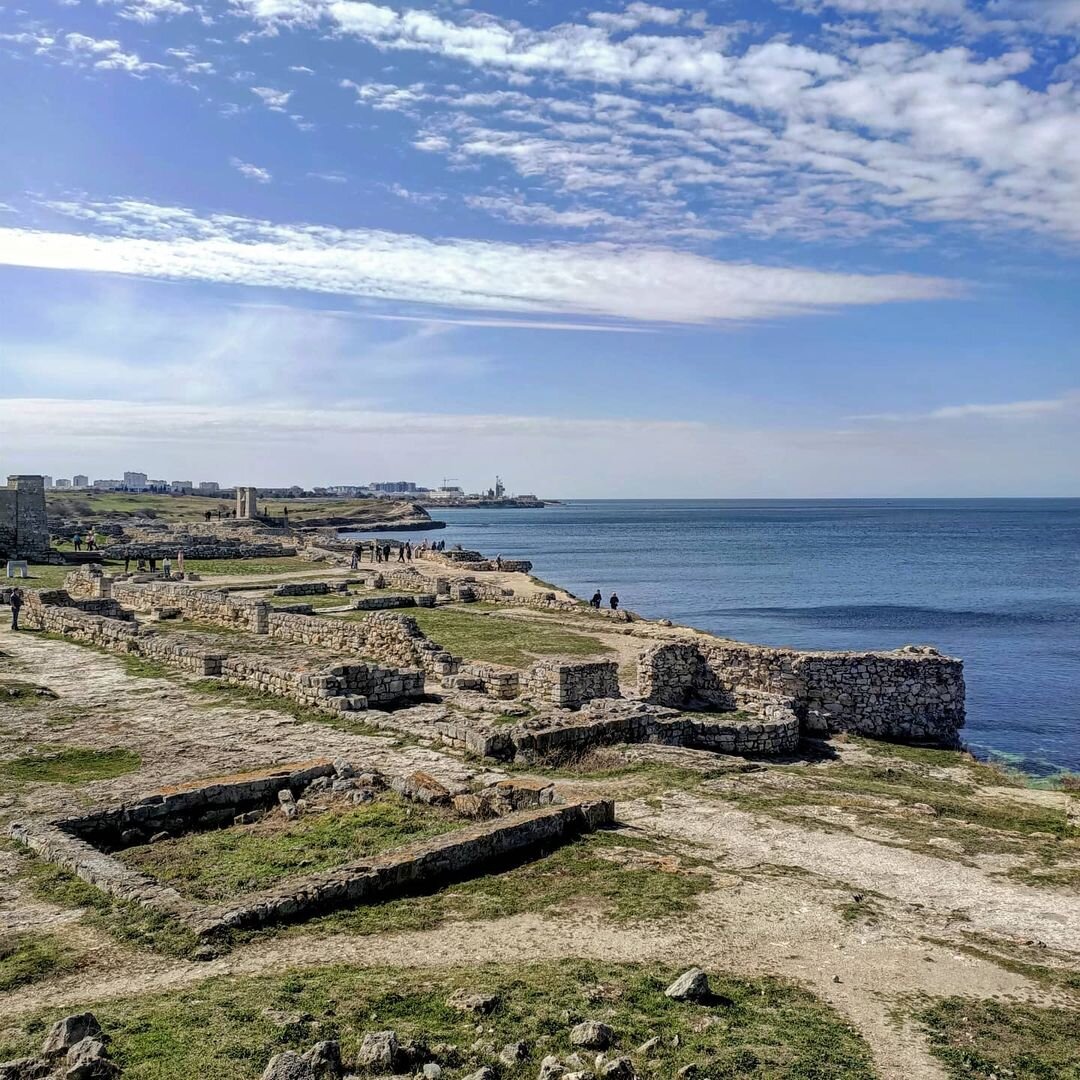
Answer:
347;499;1080;776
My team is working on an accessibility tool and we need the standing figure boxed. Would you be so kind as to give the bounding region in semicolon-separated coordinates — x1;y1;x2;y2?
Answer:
609;593;620;611
162;557;171;578
9;588;23;631
590;590;602;609
73;532;83;552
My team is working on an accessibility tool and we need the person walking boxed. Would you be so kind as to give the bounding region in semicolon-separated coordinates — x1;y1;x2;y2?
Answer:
590;590;602;609
397;544;406;563
162;557;172;578
495;554;502;571
124;555;131;574
350;549;359;570
149;556;157;572
9;588;23;631
609;593;620;611
405;541;413;561
73;532;82;552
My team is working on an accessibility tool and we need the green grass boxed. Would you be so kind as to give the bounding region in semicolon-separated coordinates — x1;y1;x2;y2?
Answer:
710;759;1078;866
116;793;462;902
0;931;81;992
916;997;1080;1079
310;830;712;937
0;747;140;784
0;960;876;1080
13;563;78;591
347;603;612;668
0;678;57;704
23;859;201;958
184;557;320;578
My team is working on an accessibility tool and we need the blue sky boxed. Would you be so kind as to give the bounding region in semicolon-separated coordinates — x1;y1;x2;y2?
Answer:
0;0;1078;495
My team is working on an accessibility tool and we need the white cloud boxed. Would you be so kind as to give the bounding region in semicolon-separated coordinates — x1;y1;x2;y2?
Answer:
229;157;272;181
0;198;962;324
852;392;1080;422
231;1;1080;244
251;85;292;109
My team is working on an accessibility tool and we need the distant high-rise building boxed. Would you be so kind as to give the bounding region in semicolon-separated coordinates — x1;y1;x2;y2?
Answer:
54;478;72;489
495;475;505;498
73;475;88;488
123;471;148;491
171;481;193;494
42;476;53;489
370;481;418;493
93;479;122;491
198;481;220;494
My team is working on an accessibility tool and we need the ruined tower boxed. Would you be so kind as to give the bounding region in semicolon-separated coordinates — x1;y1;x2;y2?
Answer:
0;475;51;557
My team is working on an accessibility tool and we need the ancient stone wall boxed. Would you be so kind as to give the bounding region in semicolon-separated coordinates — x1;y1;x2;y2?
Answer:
638;639;964;744
424;549;533;574
519;660;622;709
0;475;50;557
112;582;266;631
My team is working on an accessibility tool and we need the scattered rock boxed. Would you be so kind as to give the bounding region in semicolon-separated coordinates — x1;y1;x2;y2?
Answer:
664;968;711;1003
499;1041;528;1066
301;1041;342;1080
460;1070;496;1080
537;1056;566;1080
420;1065;442;1079
261;1009;313;1032
64;1037;119;1080
260;1051;316;1080
447;989;500;1015
234;810;264;826
332;758;356;779
149;831;170;844
675;1066;698;1078
42;1015;103;1059
356;1030;399;1072
392;771;451;805
569;1021;613;1050
599;1057;636;1079
635;1037;661;1056
0;1059;51;1080
278;789;299;820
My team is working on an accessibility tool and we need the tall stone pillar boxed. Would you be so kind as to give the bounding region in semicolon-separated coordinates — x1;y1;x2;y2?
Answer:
4;476;50;556
236;487;258;519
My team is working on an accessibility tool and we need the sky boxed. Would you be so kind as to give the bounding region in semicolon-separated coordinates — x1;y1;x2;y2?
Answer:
0;0;1078;496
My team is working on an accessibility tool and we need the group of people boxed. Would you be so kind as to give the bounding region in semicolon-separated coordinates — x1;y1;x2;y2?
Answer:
348;539;448;569
590;590;620;610
71;531;98;551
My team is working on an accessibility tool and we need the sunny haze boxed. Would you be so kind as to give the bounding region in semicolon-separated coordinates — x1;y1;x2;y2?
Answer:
1;0;1079;495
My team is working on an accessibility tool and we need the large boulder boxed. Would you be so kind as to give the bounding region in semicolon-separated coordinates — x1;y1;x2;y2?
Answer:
599;1057;637;1079
664;968;711;1003
64;1038;120;1080
301;1041;342;1080
356;1030;399;1072
447;989;499;1015
569;1021;614;1050
537;1057;566;1080
42;1015;103;1059
0;1060;51;1080
260;1051;316;1080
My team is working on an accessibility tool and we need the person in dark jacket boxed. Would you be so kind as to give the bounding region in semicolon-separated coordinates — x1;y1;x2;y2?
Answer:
590;590;602;608
9;588;23;630
609;593;619;611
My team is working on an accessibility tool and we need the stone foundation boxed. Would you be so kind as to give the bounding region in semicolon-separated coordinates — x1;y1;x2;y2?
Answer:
9;763;613;936
520;660;621;709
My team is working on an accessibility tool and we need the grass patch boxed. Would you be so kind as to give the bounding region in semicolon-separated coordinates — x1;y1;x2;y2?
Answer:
348;604;612;668
184;557;321;578
0;747;140;784
13;564;78;591
188;679;384;737
116;793;462;902
23;859;202;958
0;678;57;704
310;829;712;938
0;960;876;1080
710;760;1078;865
916;997;1080;1079
121;655;176;680
0;931;80;992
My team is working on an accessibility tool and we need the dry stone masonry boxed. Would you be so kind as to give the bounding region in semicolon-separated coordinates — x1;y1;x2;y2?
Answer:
9;762;614;937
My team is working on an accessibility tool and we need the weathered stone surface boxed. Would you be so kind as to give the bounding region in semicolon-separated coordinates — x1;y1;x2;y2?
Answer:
300;1041;341;1080
42;1015;103;1059
569;1021;614;1050
260;1051;316;1080
0;1060;51;1080
356;1030;399;1072
599;1057;636;1079
64;1037;119;1080
447;989;499;1014
537;1056;566;1080
664;968;711;1003
499;1041;528;1066
460;1069;496;1080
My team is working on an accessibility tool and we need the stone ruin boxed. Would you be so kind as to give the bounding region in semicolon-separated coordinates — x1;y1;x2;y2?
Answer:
0;474;53;560
9;762;613;937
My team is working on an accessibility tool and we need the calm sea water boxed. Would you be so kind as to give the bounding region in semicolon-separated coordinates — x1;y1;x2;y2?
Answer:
354;500;1080;774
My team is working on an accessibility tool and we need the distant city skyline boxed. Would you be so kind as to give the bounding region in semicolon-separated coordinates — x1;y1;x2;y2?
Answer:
1;0;1078;496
